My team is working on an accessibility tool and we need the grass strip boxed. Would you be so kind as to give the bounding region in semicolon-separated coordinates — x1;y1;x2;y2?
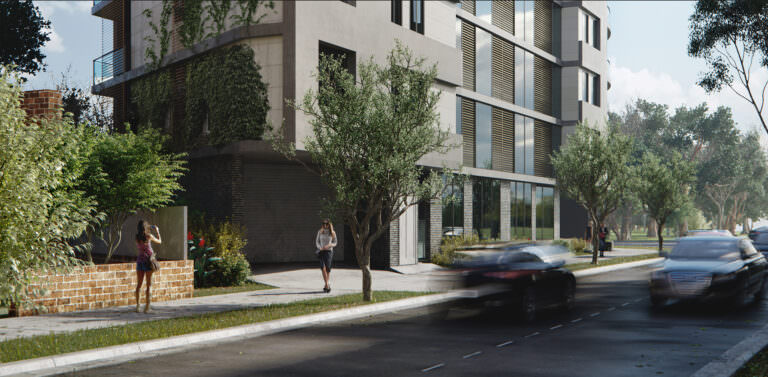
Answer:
193;281;274;297
734;344;768;377
565;254;660;271
0;291;427;363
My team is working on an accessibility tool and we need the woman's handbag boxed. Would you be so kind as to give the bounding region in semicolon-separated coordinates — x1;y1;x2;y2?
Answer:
150;254;160;271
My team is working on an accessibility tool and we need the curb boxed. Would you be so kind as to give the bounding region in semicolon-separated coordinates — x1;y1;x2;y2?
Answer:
0;291;469;377
690;321;768;377
0;258;662;376
572;257;664;278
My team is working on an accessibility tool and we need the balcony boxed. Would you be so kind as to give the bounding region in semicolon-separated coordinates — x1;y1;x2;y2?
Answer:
93;48;124;85
92;0;120;20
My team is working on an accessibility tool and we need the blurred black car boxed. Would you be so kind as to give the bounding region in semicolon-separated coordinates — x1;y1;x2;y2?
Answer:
649;236;768;308
455;244;575;320
748;226;768;259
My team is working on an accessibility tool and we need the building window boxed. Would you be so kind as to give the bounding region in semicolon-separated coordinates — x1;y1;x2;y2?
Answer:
473;177;500;240
578;68;599;106
511;182;532;240
319;42;356;77
579;10;600;50
410;0;424;34
476;27;492;96
514;0;534;42
391;0;402;25
536;186;554;240
476;102;492;169
442;174;464;237
476;0;491;23
456;96;462;134
340;0;356;6
514;114;534;175
514;47;534;110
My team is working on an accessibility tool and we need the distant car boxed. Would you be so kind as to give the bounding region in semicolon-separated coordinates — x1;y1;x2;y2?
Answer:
685;229;733;237
649;236;768;308
454;244;575;320
748;227;768;259
443;227;464;237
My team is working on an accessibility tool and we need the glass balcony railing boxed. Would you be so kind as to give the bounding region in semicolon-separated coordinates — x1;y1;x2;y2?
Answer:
93;0;109;6
93;48;124;85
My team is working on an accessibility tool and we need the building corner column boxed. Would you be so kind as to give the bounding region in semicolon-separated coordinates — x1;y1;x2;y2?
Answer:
463;179;473;238
500;181;511;241
429;198;442;260
554;189;561;240
531;185;537;242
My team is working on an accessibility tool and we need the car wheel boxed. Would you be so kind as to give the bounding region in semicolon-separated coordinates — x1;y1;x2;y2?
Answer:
521;286;536;321
650;294;667;309
562;279;575;311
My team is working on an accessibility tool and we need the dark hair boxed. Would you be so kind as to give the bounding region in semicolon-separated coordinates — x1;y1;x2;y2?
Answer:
136;219;149;243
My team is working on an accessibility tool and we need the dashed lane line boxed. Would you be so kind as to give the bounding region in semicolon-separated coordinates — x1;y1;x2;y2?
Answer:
421;363;445;372
590;312;601;317
463;351;482;359
550;324;563;330
607;306;616;311
496;340;515;348
525;332;541;338
571;318;583;323
621;302;630;307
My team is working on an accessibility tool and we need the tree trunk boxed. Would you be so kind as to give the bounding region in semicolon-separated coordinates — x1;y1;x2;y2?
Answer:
361;263;372;301
84;228;94;263
657;221;664;253
621;213;632;241
591;216;600;265
646;217;657;238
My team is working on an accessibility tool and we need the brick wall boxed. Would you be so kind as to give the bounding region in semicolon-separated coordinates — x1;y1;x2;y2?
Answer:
12;261;193;316
21;90;62;119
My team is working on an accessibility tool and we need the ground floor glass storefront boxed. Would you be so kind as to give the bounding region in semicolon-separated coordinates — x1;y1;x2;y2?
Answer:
473;177;501;240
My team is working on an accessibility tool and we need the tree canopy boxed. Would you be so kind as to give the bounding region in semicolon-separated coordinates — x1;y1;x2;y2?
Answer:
0;0;51;78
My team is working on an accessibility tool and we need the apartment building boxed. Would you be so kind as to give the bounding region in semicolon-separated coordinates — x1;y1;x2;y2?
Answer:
91;0;609;267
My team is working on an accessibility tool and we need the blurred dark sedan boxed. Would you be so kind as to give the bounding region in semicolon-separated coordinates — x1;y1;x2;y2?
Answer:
649;236;768;308
455;244;575;320
748;226;768;259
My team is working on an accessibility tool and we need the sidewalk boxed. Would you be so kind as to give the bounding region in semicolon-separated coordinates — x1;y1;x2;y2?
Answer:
0;248;655;342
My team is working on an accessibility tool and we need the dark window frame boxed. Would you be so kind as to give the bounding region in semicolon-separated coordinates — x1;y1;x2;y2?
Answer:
391;0;402;25
410;0;425;34
340;0;356;6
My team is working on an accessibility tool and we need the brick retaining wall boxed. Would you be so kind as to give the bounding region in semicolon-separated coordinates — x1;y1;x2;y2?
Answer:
13;260;194;316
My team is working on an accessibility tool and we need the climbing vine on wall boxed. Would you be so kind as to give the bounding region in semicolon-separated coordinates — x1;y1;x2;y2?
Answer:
185;44;270;148
143;0;275;69
130;70;172;131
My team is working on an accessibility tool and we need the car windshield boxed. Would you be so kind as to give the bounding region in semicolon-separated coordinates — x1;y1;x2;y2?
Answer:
669;240;740;260
754;233;768;243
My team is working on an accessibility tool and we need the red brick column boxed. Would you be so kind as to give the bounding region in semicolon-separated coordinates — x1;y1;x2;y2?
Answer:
20;89;63;120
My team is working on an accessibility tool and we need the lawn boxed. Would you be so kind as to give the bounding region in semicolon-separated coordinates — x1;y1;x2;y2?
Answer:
565;254;661;271
734;344;768;377
0;291;428;363
193;281;274;297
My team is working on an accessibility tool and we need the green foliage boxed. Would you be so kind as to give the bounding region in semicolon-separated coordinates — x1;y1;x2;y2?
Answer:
431;234;478;267
551;239;569;249
188;236;217;288
207;252;251;287
551;122;633;264
275;41;450;300
79;127;187;262
0;67;97;307
0;0;51;77
190;219;248;258
636;152;695;250
568;238;587;254
185;45;270;148
142;2;172;69
129;70;172;132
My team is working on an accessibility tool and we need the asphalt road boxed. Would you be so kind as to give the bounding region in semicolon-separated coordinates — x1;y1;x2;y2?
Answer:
60;266;768;377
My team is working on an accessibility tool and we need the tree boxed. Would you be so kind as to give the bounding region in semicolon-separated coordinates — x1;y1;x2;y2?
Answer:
0;67;97;307
0;0;51;78
274;41;450;301
80;128;187;263
551;123;633;264
689;0;768;135
636;152;695;252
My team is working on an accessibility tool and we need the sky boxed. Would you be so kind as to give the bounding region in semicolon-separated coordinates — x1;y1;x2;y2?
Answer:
21;1;768;135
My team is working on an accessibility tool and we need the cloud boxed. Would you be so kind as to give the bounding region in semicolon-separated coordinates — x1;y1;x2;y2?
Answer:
45;28;65;53
607;58;768;132
36;1;91;18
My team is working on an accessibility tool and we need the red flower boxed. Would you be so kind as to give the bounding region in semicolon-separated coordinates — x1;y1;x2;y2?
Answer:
199;238;205;247
187;231;193;241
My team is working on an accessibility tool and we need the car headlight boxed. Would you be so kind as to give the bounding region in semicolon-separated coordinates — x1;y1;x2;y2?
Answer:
712;273;736;283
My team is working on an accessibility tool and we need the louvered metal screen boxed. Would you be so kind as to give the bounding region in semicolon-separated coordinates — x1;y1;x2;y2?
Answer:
491;108;515;172
492;36;514;104
534;0;552;53
492;0;514;35
462;98;476;167
462;22;476;91
534;56;552;116
534;120;553;177
461;0;475;15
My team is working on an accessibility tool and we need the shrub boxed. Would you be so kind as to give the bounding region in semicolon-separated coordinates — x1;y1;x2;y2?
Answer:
207;252;251;287
551;239;569;249
189;219;247;258
570;238;587;254
431;234;479;267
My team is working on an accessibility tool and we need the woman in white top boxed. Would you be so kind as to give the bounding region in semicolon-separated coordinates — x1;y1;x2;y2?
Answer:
315;219;337;293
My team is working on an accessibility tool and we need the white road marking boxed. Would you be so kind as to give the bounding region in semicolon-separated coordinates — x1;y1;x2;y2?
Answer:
621;302;630;307
571;318;583;323
496;340;515;348
634;298;643;302
463;351;482;359
525;332;541;338
421;363;445;372
590;312;601;317
607;307;616;311
550;324;563;330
